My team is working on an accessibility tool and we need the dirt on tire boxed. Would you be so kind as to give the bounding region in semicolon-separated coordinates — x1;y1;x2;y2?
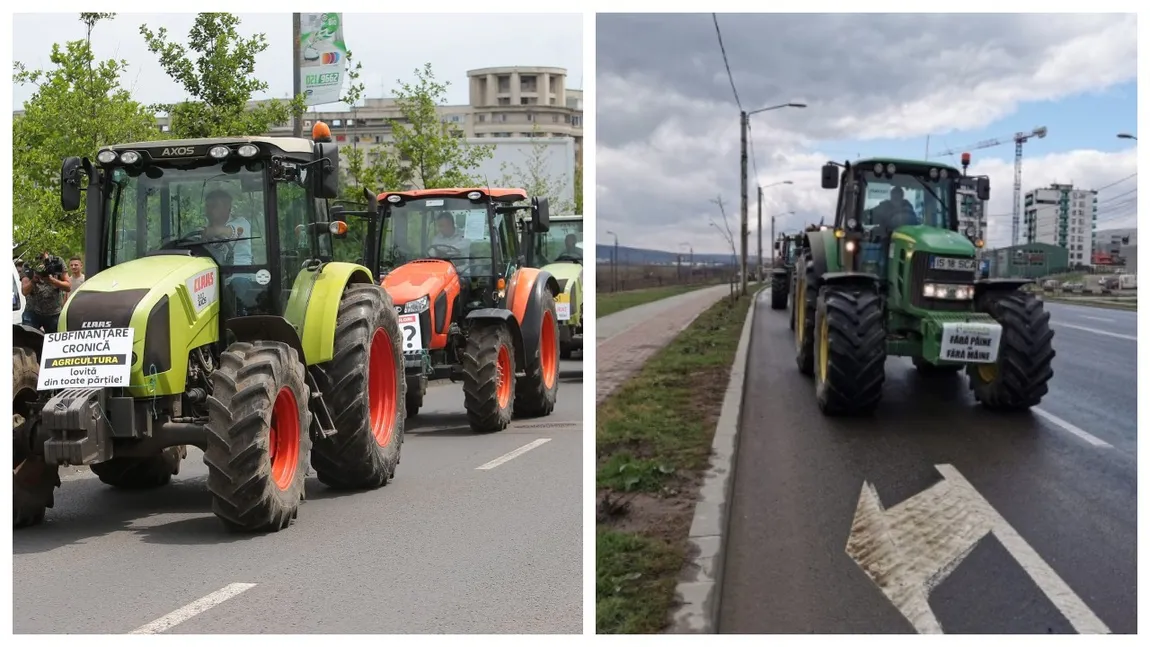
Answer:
312;283;406;489
204;341;312;532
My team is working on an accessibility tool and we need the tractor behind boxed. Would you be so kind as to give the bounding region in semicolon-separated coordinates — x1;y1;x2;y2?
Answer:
792;156;1055;415
530;213;583;360
13;122;408;532
769;232;802;311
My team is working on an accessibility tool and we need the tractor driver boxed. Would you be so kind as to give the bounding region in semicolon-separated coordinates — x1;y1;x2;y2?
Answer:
871;186;918;233
203;189;254;266
429;212;471;259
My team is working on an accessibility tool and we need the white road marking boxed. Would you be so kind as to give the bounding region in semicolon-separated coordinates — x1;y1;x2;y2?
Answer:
129;583;257;634
1031;407;1113;449
1051;322;1136;341
1082;315;1115;323
846;464;1110;634
475;438;551;470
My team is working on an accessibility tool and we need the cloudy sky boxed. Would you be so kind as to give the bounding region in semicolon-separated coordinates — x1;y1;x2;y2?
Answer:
597;13;1137;255
13;12;583;110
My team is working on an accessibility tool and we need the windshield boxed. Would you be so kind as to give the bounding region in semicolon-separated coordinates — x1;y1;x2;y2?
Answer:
104;163;269;268
381;197;502;274
859;172;954;231
537;218;582;263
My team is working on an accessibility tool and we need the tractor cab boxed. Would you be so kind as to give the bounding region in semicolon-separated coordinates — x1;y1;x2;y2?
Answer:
774;233;800;268
533;214;583;266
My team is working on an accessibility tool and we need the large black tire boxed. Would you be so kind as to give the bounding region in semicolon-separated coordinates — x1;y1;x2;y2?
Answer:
813;286;887;415
514;289;561;418
204;341;312;532
912;357;963;375
770;272;788;310
13;345;58;529
462;322;516;432
794;262;818;375
90;448;182;489
405;375;425;419
312;284;406;489
968;291;1055;411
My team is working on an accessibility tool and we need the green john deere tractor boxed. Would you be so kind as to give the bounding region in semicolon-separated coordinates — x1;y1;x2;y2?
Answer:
792;157;1055;416
534;214;583;360
769;232;802;311
13;124;407;531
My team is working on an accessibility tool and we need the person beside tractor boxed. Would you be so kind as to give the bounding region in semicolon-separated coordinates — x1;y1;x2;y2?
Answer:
20;250;70;333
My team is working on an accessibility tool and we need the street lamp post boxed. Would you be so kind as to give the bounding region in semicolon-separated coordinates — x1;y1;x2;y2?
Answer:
606;230;619;292
757;180;793;281
680;242;693;284
741;102;807;296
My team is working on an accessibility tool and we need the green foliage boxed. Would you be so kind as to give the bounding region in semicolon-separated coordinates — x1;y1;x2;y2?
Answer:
498;124;576;213
139;13;305;139
574;160;583;214
12;13;158;256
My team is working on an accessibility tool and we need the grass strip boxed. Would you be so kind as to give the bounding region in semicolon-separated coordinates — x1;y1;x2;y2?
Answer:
595;292;753;634
597;283;718;319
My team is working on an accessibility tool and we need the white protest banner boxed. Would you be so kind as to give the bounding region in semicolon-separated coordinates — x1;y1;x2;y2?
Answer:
37;328;134;391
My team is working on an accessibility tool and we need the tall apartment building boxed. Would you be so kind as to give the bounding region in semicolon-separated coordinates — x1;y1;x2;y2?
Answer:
1023;183;1097;267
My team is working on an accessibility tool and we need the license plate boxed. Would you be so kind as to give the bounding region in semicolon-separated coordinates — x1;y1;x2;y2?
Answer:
939;322;1002;364
556;302;571;321
930;256;977;272
397;314;423;351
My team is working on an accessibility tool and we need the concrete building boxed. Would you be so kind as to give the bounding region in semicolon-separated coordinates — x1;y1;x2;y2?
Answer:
1023;183;1098;267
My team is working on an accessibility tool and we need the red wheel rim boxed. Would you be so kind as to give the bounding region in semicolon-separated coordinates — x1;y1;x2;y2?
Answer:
541;310;558;389
269;387;301;490
496;345;513;408
368;327;398;446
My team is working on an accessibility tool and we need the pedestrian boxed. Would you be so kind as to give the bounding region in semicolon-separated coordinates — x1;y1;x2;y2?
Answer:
67;255;85;299
21;250;70;333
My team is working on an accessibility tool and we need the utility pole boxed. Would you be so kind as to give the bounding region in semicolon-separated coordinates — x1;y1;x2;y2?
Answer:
756;185;763;282
739;110;749;296
770;211;776;268
291;13;303;137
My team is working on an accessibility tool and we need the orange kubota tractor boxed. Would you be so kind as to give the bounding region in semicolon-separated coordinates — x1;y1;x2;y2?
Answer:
363;188;562;433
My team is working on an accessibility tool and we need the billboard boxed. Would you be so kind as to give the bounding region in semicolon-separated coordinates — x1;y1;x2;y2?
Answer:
298;13;347;107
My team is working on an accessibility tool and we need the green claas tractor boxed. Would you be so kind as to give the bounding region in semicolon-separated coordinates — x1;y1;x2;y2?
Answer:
770;232;802;311
793;157;1055;415
13;123;408;531
533;214;583;360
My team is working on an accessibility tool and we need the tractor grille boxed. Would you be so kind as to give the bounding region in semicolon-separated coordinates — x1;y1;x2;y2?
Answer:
909;253;976;312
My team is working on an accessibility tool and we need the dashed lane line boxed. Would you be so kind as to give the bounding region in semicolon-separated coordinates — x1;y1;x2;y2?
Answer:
476;438;552;470
129;582;257;634
1032;407;1114;449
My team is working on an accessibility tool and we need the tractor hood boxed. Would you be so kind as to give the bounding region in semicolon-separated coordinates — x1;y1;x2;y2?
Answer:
541;261;582;292
895;225;977;257
62;255;220;332
382;259;458;306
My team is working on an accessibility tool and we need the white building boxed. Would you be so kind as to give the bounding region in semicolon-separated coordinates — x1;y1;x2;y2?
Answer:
1023;183;1097;267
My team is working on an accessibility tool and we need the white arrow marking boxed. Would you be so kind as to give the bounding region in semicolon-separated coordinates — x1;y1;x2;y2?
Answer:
845;464;1109;634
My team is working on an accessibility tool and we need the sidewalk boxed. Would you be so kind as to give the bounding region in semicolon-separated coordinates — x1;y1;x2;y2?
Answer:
596;284;734;404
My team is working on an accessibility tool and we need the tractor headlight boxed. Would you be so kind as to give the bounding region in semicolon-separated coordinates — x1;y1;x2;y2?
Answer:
845;241;857;253
209;145;230;159
846;218;858;229
923;283;974;300
119;150;141;165
237;144;259;158
403;295;430;314
97;150;117;164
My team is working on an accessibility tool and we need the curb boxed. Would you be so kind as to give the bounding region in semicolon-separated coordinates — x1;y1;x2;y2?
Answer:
666;285;764;633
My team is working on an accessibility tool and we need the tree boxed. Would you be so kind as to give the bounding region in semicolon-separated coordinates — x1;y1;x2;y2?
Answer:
573;160;583;214
140;13;305;139
498;124;577;213
13;13;158;255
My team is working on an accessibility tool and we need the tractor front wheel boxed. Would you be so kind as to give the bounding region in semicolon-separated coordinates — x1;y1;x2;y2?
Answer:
968;291;1055;411
204;341;312;532
514;290;561;418
813;286;887;415
13;345;58;529
462;322;516;432
90;448;183;489
405;375;425;419
770;272;788;310
312;284;406;489
795;263;818;375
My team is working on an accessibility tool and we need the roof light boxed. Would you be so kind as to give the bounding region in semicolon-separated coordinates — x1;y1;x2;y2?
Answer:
386;194;402;204
97;150;117;164
209;145;230;159
939;169;949;179
119;151;140;165
237;144;258;158
930;168;939;180
886;163;897;175
312;121;332;142
873;162;883;175
467;191;483;200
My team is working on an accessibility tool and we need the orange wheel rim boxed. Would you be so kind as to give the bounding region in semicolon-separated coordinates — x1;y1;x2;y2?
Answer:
541;310;558;389
269;387;301;490
496;345;512;408
368;327;398;446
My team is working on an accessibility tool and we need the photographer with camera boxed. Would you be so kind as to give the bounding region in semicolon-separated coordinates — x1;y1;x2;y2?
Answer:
20;250;70;333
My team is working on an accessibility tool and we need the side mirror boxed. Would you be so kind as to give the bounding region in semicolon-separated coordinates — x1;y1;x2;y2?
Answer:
532;196;551;233
61;157;84;212
330;204;346;218
317;142;340;199
821;163;839;190
976;177;990;201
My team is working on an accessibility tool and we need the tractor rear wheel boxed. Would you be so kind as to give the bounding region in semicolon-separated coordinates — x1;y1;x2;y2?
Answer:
405;376;425;418
795;263;818;375
13;346;58;529
814;286;887;415
90;448;183;489
462;322;516;432
204;341;312;532
770;272;788;309
312;284;406;489
514;290;561;418
968;291;1055;411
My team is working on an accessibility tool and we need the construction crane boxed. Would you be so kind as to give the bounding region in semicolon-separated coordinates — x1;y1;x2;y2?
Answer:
934;126;1048;246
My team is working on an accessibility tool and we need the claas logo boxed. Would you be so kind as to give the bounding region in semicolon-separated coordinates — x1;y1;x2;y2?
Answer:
322;52;341;65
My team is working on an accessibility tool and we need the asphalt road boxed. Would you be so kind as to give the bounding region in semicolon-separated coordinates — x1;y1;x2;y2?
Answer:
14;360;583;635
719;292;1136;634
